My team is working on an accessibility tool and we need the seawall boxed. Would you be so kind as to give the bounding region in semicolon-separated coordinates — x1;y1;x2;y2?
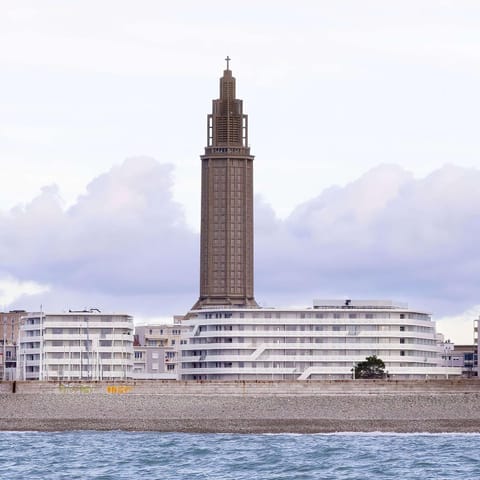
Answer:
1;380;479;433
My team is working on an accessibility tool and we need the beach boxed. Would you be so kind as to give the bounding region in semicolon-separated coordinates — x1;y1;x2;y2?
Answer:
1;380;480;432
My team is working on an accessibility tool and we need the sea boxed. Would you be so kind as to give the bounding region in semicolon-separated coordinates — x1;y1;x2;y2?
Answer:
0;431;478;479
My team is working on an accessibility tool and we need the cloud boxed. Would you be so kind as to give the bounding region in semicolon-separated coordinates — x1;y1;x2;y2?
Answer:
256;164;480;318
436;305;480;345
0;274;49;307
1;159;480;343
0;157;198;314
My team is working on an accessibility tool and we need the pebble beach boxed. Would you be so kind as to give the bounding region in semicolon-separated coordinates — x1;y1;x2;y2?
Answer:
1;390;480;433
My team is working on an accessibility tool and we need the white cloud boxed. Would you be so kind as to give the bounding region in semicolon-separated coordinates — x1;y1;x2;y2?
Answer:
436;306;480;345
1;159;480;343
0;157;198;312
2;1;480;231
0;274;49;307
256;164;480;320
1;1;479;344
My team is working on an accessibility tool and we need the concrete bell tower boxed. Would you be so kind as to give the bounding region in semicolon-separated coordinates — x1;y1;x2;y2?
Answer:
192;58;258;309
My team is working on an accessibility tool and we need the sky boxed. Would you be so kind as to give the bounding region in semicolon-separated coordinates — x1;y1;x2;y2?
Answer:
1;1;480;343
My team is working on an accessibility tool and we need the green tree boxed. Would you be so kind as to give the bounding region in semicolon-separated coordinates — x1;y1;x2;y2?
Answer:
354;355;386;379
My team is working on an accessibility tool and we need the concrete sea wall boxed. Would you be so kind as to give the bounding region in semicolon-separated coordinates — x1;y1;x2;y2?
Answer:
1;380;479;433
2;378;479;395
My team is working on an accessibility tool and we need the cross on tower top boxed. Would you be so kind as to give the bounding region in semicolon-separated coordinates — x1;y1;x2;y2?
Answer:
225;56;231;70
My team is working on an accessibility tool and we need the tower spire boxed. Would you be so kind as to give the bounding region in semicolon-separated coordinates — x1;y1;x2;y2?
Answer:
191;64;257;310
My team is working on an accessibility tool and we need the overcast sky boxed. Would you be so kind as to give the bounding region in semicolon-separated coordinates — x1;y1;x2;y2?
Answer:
1;1;480;342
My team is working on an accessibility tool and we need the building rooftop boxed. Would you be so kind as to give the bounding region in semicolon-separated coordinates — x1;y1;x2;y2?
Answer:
313;299;409;309
189;299;431;315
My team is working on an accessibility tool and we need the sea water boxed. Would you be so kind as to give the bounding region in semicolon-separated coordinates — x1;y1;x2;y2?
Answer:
0;431;478;479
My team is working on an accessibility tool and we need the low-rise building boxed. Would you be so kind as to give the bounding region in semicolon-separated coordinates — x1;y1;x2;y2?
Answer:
132;343;170;379
180;299;462;380
17;311;134;380
475;315;480;377
0;310;26;380
1;345;18;381
449;344;478;377
133;321;188;379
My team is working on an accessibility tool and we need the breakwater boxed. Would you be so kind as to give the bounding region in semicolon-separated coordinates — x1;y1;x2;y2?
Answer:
1;380;479;432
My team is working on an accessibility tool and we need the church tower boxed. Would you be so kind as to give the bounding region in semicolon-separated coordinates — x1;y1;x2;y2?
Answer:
192;58;258;309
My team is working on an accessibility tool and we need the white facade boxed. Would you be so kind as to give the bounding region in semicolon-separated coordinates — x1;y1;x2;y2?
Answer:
18;312;134;380
180;300;461;380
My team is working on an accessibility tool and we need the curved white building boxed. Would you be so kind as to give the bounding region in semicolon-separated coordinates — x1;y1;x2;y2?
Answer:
18;311;134;380
180;299;461;380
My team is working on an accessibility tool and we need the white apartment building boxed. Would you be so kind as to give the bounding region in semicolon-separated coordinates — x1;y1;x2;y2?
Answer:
18;311;134;380
180;299;462;380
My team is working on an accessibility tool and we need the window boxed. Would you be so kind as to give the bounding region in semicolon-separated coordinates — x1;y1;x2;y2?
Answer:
400;326;405;332
400;350;405;356
134;351;143;359
400;338;405;344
